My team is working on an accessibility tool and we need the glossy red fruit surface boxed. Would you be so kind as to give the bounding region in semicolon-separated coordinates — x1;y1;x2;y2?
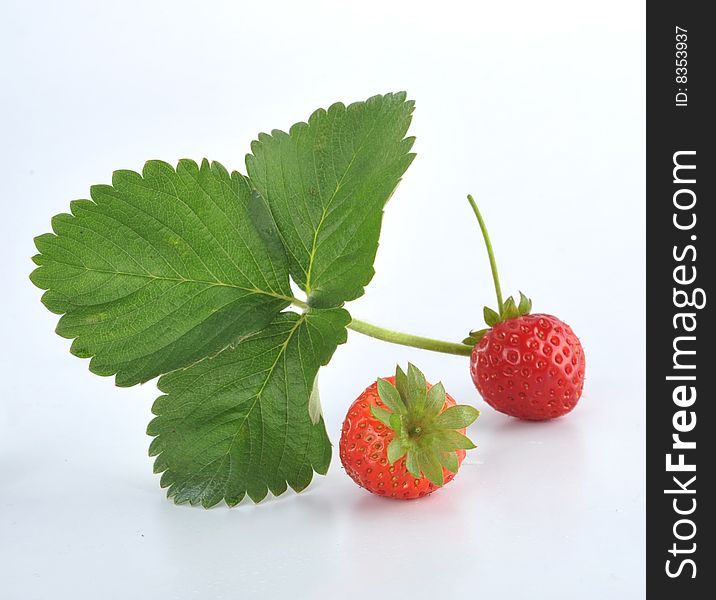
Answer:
470;313;585;420
339;377;466;500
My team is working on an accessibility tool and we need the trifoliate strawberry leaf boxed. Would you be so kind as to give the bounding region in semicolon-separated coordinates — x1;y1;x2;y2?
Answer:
30;159;292;386
246;92;416;308
29;93;424;505
147;307;349;507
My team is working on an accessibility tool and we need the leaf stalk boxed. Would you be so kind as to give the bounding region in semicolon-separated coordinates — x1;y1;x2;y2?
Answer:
289;298;471;357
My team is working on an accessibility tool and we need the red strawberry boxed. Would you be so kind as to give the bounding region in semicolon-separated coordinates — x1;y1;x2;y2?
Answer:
470;313;585;420
461;195;586;420
339;364;479;499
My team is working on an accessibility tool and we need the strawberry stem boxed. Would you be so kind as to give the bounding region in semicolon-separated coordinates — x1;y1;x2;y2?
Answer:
347;319;473;356
289;297;472;357
467;194;503;314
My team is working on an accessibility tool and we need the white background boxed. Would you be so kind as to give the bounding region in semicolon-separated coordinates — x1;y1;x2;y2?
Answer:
1;1;645;598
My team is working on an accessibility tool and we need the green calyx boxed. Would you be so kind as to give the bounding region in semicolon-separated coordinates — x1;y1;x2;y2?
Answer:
462;194;534;347
462;291;533;346
369;363;480;486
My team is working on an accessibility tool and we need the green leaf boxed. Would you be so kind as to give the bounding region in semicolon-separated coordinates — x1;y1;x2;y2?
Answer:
246;92;416;308
432;430;477;451
501;296;519;320
30;159;292;386
248;190;289;265
423;381;446;419
377;378;406;414
405;450;421;478
417;450;444;487
484;306;500;327
462;328;488;346
433;405;480;429
147;308;349;507
470;328;489;339
387;438;407;465
389;413;404;436
395;364;409;403
518;291;532;315
438;451;459;474
370;405;393;428
407;362;427;414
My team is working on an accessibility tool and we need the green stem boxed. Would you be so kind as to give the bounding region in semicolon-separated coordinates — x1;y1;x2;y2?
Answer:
289;298;471;357
287;195;505;357
288;297;309;310
347;318;472;357
466;194;503;314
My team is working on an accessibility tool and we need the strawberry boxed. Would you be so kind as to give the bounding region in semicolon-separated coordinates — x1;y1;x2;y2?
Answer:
469;310;585;420
462;195;586;420
339;364;479;499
